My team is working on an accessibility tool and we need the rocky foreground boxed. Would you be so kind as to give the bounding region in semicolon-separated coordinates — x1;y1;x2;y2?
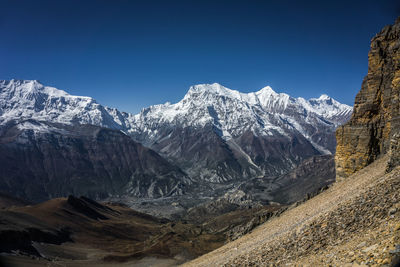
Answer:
183;156;400;266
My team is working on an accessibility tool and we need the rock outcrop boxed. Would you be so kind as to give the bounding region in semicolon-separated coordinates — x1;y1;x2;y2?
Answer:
336;17;400;178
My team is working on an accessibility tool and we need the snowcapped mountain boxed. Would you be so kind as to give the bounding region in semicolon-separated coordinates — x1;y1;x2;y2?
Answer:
0;80;190;202
128;83;352;182
0;79;134;130
0;80;351;137
0;80;352;183
129;83;351;147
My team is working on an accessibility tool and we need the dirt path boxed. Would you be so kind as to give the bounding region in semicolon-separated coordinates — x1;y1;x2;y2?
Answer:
183;156;392;266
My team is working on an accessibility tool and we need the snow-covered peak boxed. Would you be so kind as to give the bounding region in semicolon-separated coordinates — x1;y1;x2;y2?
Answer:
0;79;91;100
256;86;276;96
188;83;230;94
184;83;292;108
306;94;353;123
180;83;351;122
129;83;353;150
185;83;243;100
1;80;44;99
0;79;120;128
318;94;331;100
0;79;40;87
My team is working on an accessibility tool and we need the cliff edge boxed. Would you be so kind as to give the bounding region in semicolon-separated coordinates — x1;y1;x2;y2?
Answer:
336;17;400;178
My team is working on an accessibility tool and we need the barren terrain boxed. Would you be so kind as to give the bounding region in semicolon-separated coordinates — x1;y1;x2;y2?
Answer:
184;155;400;266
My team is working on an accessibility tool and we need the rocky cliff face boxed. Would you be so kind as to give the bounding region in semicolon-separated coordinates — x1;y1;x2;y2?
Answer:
336;17;400;178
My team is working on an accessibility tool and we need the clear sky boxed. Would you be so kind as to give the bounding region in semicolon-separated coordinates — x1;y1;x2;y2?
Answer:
1;0;399;113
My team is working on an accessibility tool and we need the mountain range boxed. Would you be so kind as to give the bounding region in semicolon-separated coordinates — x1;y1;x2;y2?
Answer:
0;79;351;206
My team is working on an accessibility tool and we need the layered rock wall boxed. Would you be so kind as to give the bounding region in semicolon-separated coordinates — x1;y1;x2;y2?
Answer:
336;17;400;178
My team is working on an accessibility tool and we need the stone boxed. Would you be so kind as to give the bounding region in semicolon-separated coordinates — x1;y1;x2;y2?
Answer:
358;241;367;248
389;208;398;215
336;17;400;178
389;244;400;254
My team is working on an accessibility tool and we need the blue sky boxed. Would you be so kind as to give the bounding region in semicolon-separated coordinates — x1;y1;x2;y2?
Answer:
0;0;399;113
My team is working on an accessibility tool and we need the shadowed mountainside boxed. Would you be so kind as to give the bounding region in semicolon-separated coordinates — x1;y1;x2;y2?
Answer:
0;120;189;203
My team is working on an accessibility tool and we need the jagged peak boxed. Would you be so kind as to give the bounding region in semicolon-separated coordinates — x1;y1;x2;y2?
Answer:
308;94;352;111
184;83;281;105
0;79;41;88
181;83;350;115
189;82;225;92
185;83;241;99
310;94;333;104
255;86;277;96
318;94;331;100
187;83;279;98
0;79;92;100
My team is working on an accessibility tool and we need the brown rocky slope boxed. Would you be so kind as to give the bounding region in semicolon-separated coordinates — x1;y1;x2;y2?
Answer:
184;154;400;266
336;17;400;178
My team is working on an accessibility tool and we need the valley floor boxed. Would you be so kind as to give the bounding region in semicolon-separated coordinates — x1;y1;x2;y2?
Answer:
183;156;400;266
1;254;180;267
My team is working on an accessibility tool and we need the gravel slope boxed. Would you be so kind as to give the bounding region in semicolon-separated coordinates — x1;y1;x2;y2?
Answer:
183;155;400;266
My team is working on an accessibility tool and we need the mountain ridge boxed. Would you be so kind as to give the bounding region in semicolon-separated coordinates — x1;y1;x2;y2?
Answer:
128;82;351;182
0;79;352;133
0;79;352;183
